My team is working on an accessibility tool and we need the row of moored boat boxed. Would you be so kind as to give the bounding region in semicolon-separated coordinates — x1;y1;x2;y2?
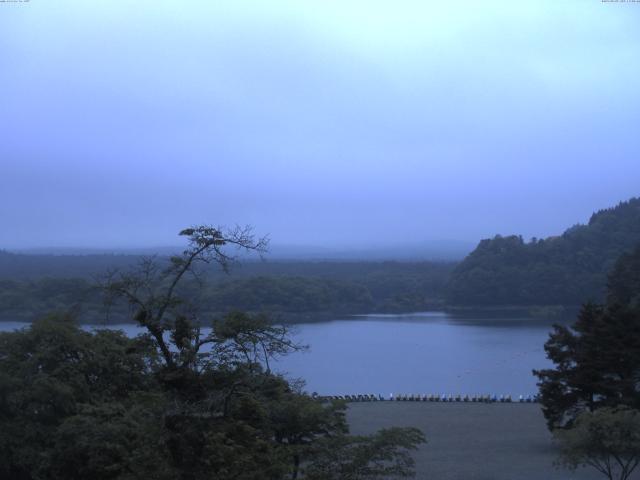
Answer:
315;393;540;403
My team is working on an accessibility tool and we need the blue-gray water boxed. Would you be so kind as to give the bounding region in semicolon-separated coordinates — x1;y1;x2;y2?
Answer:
0;312;556;397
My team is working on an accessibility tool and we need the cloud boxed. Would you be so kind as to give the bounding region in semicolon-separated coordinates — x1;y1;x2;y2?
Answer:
0;1;638;248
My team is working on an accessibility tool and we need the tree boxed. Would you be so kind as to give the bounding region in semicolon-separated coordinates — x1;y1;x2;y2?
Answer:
0;225;428;479
554;407;640;480
49;401;172;480
0;313;162;480
534;245;640;430
101;225;270;371
607;245;640;310
303;427;426;480
96;224;426;479
0;312;426;480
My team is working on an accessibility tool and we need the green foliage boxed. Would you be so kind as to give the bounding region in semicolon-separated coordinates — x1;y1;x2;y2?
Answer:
202;276;374;315
0;262;454;322
447;197;640;306
554;407;640;480
0;226;426;479
0;313;161;480
50;400;172;480
607;245;640;309
0;251;142;280
0;312;426;480
303;427;426;480
0;277;103;321
534;245;640;430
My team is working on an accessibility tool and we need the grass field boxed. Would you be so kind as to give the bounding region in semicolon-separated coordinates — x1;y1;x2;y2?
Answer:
347;402;607;480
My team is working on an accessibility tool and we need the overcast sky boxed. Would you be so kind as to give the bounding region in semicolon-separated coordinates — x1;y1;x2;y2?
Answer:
1;1;639;250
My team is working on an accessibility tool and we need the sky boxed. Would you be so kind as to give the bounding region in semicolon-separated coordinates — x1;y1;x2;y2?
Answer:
1;1;639;252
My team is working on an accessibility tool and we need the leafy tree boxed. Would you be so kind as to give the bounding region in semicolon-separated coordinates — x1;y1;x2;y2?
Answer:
102;226;425;479
101;225;270;370
0;313;426;480
554;407;640;480
533;245;640;480
303;427;426;480
534;244;640;430
0;225;429;480
49;400;172;480
0;314;161;480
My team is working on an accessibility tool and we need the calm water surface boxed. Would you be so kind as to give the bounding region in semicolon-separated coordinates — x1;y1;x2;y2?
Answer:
0;312;558;396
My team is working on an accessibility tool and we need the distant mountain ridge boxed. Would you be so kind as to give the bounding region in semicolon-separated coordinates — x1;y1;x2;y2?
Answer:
9;240;474;262
446;197;640;306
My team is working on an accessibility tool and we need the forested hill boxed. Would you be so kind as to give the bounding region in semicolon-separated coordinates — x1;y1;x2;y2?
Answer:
446;197;640;306
0;251;141;279
0;255;455;322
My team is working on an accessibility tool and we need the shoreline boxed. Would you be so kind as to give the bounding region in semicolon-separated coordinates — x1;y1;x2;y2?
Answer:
0;304;581;325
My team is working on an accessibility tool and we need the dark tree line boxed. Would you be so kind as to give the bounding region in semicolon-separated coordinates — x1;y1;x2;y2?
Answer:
447;197;640;306
3;197;639;315
0;263;453;323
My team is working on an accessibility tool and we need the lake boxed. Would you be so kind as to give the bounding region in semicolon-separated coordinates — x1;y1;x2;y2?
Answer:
0;311;559;397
